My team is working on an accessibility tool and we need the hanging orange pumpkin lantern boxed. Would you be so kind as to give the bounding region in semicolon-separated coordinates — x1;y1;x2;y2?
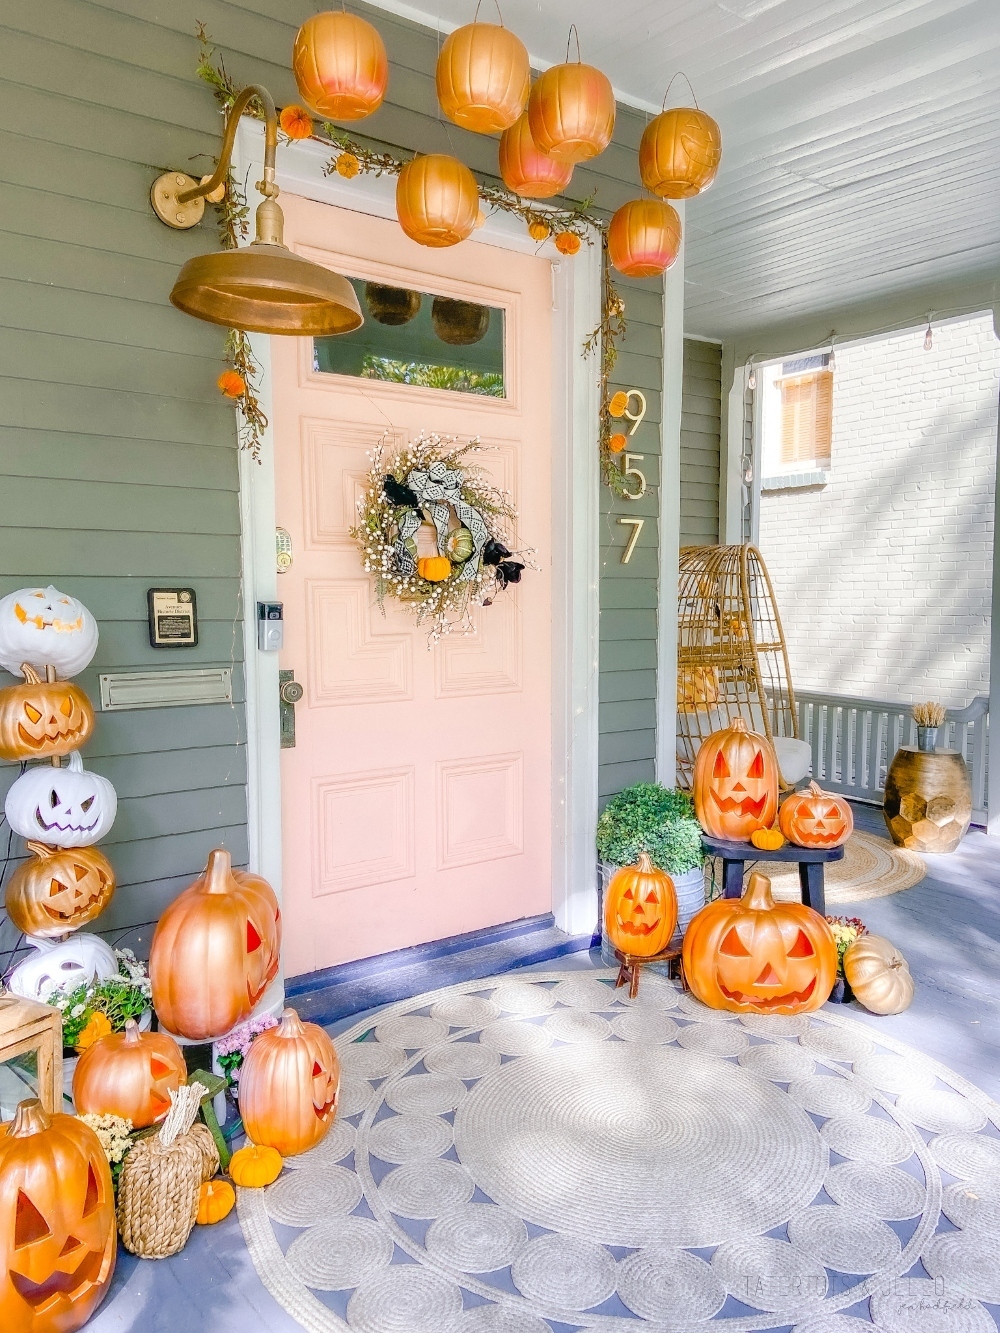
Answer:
0;665;94;763
238;1008;340;1157
436;11;530;134
0;1099;116;1333
693;718;779;842
683;872;837;1014
292;10;388;121
6;842;115;939
639;106;722;199
73;1020;187;1128
604;853;678;957
499;112;574;199
396;154;480;248
608;198;682;278
149;848;281;1041
779;781;854;849
527;28;615;165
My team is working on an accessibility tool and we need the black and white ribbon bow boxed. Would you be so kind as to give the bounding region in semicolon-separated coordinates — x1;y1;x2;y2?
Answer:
391;460;489;583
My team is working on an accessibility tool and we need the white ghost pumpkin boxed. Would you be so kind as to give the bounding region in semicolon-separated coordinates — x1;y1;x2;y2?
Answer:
7;934;118;1003
5;751;117;847
0;586;99;678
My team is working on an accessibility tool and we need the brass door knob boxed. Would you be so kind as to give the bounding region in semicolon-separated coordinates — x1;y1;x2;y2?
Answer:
280;679;304;705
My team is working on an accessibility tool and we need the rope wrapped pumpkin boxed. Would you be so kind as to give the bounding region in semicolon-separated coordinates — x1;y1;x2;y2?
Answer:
117;1082;218;1258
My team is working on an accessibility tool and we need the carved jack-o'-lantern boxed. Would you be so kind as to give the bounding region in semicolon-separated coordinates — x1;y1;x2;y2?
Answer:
7;935;118;1004
693;718;778;841
149;848;281;1041
5;844;115;939
0;587;99;680
238;1008;340;1156
683;872;837;1014
0;667;95;764
0;1098;116;1333
604;853;678;958
5;753;117;848
73;1020;186;1129
778;781;854;849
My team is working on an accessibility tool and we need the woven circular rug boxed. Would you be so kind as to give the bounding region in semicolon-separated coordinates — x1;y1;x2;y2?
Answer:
755;832;926;905
238;969;1000;1333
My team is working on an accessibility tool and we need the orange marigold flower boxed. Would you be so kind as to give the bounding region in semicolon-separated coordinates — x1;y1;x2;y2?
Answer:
608;390;629;418
217;369;247;399
555;231;581;256
609;432;627;453
528;220;550;242
279;105;313;140
75;1011;112;1053
336;153;360;179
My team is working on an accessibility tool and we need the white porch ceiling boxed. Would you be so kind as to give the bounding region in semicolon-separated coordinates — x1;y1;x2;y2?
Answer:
369;0;1000;339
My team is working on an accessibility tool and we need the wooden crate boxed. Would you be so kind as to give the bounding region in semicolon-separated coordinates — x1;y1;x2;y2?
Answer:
0;993;63;1115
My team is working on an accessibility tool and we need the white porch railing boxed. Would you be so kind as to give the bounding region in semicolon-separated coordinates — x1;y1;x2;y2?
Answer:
794;690;989;825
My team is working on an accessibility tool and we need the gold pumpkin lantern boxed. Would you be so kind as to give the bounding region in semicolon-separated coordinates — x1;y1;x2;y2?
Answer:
292;10;389;121
639;106;722;199
608;198;682;278
396;154;480;248
498;112;574;199
436;17;530;134
527;33;615;165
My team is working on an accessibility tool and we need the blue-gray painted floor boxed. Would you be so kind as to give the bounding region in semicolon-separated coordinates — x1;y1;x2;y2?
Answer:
88;804;1000;1332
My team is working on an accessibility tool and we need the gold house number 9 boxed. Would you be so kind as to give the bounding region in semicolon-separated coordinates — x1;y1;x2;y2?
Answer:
611;389;649;561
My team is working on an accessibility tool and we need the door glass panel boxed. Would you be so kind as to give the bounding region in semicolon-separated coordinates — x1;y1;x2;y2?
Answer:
314;279;505;398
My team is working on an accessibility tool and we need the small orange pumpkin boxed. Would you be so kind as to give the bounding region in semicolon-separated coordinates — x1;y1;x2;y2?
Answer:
750;827;785;852
639;107;722;199
779;782;854;849
554;232;581;255
396;155;480;249
238;1009;340;1157
693;718;779;842
228;1143;283;1188
279;104;313;140
5;842;115;938
196;1179;235;1225
217;369;246;399
0;665;95;763
604;853;678;957
683;872;837;1014
417;556;452;583
292;11;388;121
73;1019;186;1128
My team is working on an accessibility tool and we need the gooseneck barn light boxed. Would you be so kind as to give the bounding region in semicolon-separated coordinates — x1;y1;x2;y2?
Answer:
149;85;363;336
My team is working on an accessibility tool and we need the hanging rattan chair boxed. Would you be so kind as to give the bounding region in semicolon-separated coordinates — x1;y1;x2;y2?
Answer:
676;544;812;791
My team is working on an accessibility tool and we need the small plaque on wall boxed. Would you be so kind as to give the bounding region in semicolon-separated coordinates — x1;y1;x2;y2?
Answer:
147;588;198;648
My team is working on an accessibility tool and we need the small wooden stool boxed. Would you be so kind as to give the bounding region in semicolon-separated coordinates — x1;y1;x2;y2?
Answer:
0;994;64;1114
613;946;687;1000
701;834;845;919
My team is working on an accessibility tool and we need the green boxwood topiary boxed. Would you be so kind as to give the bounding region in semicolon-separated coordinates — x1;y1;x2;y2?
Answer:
596;782;703;875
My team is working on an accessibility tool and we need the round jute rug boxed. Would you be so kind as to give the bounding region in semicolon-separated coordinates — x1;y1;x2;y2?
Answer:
753;832;926;905
238;969;1000;1333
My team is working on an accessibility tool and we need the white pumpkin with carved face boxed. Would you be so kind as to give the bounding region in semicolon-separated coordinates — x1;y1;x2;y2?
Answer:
5;753;117;848
7;934;118;1003
0;587;98;679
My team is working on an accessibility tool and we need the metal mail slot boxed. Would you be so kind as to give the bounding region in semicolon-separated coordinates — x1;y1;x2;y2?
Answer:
99;668;232;712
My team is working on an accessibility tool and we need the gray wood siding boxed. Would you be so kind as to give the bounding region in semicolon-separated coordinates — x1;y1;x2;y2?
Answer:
0;0;679;948
681;339;722;547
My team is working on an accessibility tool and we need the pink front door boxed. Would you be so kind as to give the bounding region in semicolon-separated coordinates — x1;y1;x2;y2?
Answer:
272;195;553;977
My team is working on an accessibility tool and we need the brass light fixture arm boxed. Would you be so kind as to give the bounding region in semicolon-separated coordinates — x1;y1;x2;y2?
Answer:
151;83;280;232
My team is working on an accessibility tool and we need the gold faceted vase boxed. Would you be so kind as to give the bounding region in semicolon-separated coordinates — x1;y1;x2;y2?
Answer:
883;747;972;852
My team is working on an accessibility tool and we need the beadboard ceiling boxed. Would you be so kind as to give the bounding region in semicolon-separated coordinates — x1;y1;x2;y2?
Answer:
369;0;1000;338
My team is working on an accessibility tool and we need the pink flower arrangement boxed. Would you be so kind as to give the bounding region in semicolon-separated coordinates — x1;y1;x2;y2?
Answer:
216;1012;278;1087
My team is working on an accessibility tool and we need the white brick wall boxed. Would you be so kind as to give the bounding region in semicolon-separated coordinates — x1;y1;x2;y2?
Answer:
758;312;999;708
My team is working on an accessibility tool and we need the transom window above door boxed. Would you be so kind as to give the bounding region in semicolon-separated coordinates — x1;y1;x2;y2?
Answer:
314;277;505;398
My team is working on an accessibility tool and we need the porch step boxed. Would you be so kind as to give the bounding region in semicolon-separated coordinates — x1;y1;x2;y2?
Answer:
285;914;593;1028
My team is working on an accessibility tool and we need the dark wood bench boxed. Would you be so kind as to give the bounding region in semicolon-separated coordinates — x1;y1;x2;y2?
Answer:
700;834;845;919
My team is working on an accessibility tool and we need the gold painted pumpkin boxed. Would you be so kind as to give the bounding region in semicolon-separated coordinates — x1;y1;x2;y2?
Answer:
149;848;281;1041
72;1020;186;1128
238;1008;340;1157
396;155;480;248
431;297;490;346
604;853;677;958
639;107;722;199
527;59;615;165
196;1179;235;1225
843;934;914;1015
779;782;853;849
436;21;530;134
292;11;388;121
5;842;115;939
693;718;779;841
0;666;95;763
683;872;837;1014
608;199;682;278
0;1098;116;1333
498;112;574;199
417;556;452;583
751;826;785;851
228;1143;283;1188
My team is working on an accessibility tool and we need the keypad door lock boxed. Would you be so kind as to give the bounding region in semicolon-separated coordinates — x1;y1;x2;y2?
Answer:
278;670;304;748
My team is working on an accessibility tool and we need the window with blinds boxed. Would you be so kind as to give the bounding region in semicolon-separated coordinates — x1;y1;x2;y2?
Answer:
777;368;833;465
